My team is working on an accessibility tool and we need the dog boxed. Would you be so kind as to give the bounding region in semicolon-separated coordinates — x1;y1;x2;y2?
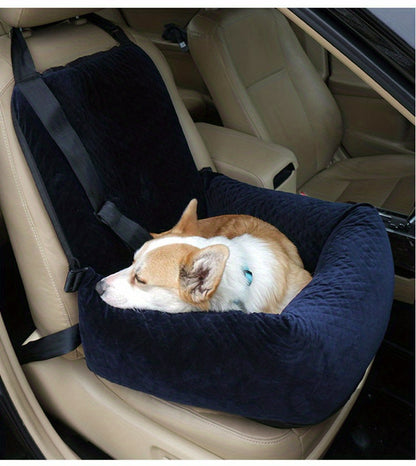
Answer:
96;199;312;314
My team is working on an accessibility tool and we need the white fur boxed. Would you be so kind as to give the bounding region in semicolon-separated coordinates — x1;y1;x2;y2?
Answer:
99;234;282;313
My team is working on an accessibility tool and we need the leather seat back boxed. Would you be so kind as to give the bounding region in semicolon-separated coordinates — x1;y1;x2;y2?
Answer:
188;8;343;187
0;9;214;351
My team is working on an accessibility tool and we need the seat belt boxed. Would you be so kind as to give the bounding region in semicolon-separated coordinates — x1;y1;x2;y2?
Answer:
11;26;152;254
85;12;131;44
16;325;81;365
9;16;152;363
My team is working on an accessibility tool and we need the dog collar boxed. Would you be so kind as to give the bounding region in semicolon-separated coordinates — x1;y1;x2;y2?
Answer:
232;268;253;313
233;299;248;313
243;267;253;286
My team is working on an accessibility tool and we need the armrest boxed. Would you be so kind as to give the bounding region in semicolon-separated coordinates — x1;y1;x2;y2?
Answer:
178;89;219;122
196;122;298;192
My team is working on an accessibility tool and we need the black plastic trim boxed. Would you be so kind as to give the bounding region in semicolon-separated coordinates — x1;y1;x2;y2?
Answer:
289;8;415;116
0;377;44;459
273;163;295;189
352;9;415;81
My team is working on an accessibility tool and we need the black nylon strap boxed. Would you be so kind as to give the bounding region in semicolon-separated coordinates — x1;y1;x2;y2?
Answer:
85;13;131;44
14;75;107;212
11;27;152;251
97;201;152;249
16;324;81;365
9;18;152;363
10;26;39;83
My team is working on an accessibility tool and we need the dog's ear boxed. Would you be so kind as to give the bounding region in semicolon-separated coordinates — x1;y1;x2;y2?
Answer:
179;244;229;307
171;198;200;236
151;199;200;238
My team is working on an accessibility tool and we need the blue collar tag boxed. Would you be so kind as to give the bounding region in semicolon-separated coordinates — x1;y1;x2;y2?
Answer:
243;267;253;286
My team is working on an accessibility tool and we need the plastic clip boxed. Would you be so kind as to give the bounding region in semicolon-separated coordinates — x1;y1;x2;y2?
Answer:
64;267;89;293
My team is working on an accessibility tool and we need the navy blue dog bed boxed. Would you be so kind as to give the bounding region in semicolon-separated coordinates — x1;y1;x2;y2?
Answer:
78;173;394;426
11;16;394;426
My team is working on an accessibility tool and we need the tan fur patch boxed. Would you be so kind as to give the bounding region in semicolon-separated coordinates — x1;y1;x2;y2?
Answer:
135;243;199;289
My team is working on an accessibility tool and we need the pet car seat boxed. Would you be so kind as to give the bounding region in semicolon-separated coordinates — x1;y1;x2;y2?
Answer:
0;8;393;459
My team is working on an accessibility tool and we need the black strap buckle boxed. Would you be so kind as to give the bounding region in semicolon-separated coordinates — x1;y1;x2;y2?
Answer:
162;23;189;52
65;267;89;293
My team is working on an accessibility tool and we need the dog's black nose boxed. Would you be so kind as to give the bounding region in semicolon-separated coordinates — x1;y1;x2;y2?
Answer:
95;279;108;296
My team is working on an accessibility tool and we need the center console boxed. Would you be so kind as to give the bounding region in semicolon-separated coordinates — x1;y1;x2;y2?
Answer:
378;208;415;277
196;122;298;193
378;208;415;303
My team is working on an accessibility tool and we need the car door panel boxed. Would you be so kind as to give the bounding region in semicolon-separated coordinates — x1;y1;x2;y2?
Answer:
290;22;414;158
328;56;415;157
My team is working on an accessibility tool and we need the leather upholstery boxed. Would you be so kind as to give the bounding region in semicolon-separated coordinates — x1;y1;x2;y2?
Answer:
0;8;95;28
23;354;370;459
0;8;371;459
188;8;415;214
188;8;342;188
301;154;415;213
196;122;298;190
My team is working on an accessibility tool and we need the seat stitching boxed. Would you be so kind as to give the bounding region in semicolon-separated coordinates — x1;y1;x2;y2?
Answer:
215;10;265;28
332;157;414;180
0;77;14;97
17;9;24;28
292;426;310;457
272;12;322;176
0;83;73;330
246;67;285;92
190;14;270;140
333;172;403;206
96;374;293;445
218;25;263;135
149;394;294;445
215;24;271;141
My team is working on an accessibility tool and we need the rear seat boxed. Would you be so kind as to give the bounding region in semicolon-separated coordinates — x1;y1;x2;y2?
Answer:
0;8;367;459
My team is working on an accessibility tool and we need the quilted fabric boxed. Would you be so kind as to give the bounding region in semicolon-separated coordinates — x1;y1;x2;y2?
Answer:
78;173;394;425
12;43;207;275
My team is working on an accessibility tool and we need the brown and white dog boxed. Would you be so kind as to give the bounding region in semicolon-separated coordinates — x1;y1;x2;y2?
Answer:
96;199;312;314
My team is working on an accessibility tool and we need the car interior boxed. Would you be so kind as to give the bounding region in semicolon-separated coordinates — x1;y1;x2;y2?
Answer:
0;7;414;459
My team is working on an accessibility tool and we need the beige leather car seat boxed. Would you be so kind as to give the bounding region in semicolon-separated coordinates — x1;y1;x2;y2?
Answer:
0;8;368;459
188;8;415;215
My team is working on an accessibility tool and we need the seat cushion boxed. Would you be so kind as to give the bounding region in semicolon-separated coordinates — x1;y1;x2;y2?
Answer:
23;353;370;459
300;154;415;215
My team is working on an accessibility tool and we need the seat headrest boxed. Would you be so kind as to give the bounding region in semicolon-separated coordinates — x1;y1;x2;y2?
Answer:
0;8;96;28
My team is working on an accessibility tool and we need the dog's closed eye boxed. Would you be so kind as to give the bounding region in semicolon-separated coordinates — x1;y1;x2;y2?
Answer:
134;274;147;285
